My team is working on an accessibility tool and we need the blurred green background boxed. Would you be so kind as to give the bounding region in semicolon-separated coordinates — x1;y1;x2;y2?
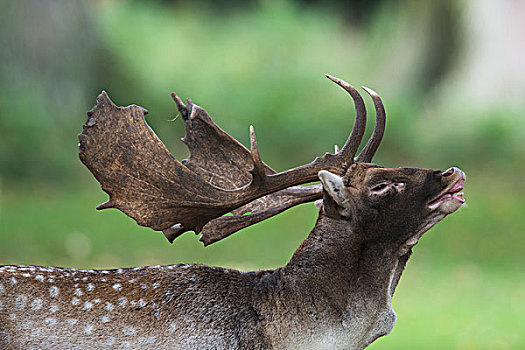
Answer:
1;0;524;348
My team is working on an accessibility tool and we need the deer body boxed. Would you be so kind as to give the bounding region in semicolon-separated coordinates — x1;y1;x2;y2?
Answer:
0;214;415;350
0;75;466;349
0;264;267;349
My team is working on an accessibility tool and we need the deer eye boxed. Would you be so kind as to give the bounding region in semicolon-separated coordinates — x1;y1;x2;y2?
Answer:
371;183;389;192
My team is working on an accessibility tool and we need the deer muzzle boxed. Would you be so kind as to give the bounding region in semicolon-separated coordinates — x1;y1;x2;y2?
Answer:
428;167;466;211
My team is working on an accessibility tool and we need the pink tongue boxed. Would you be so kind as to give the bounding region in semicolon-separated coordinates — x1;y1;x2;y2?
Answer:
450;178;465;193
453;193;465;203
439;192;465;204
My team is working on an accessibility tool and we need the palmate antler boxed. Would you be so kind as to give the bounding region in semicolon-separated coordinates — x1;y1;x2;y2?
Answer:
78;75;386;245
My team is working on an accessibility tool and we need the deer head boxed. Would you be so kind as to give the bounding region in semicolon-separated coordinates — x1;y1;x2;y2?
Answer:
318;164;465;246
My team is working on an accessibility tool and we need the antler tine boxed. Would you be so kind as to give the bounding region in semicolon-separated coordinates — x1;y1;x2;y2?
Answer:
249;125;266;183
232;74;369;195
355;86;386;163
171;92;188;119
325;74;367;165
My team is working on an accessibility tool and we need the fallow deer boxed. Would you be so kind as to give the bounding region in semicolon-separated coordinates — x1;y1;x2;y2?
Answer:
0;75;465;349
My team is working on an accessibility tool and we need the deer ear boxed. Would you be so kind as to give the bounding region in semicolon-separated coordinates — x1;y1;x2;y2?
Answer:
318;170;348;208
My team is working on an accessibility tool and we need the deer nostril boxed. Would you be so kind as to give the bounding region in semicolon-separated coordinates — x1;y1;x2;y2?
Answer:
442;168;455;177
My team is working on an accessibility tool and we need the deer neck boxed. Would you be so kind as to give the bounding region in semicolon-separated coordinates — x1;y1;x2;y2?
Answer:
273;212;413;348
284;213;409;298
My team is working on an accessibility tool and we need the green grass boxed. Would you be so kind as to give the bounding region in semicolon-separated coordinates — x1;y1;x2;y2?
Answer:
0;176;316;270
1;171;524;349
372;263;524;349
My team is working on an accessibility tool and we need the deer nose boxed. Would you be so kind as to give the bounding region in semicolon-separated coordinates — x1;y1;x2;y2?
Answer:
442;167;458;177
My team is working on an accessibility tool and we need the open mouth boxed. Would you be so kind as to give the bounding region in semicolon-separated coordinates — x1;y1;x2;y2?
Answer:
428;174;466;209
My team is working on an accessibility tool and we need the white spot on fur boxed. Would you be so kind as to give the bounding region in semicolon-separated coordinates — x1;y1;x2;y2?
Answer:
72;297;80;305
47;278;54;283
165;289;174;302
35;275;44;282
50;305;59;313
0;301;3;310
112;283;122;291
45;318;57;326
31;298;43;311
23;321;33;329
22;273;31;277
129;278;136;283
138;336;156;344
15;295;27;309
169;322;177;332
101;315;110;323
84;324;93;334
140;283;148;290
152;282;160;289
138;299;147;308
118;297;127;308
67;318;78;325
105;302;114;312
93;298;100;304
106;336;115;345
86;283;94;291
123;326;136;335
84;301;93;310
9;277;17;285
49;286;59;297
9;314;16;320
0;283;3;293
74;288;83;296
